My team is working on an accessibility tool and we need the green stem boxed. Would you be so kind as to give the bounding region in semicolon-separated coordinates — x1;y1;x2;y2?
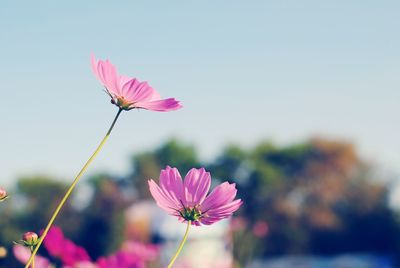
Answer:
25;108;123;268
167;221;191;268
29;247;34;268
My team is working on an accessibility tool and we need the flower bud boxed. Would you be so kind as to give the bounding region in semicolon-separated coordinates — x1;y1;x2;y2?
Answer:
22;232;39;247
0;188;8;201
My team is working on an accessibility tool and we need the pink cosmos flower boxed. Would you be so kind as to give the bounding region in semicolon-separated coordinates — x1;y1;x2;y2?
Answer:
148;166;242;226
91;55;182;112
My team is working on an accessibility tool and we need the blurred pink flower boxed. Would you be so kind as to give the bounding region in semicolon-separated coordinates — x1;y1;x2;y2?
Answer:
15;226;159;268
91;55;182;112
97;241;159;268
43;227;91;266
13;245;51;268
121;241;159;262
0;187;8;201
97;251;143;268
230;216;247;232
68;261;98;268
252;220;269;237
148;166;242;226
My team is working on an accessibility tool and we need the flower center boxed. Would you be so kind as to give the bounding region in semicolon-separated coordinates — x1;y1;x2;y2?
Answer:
115;96;134;110
179;205;202;221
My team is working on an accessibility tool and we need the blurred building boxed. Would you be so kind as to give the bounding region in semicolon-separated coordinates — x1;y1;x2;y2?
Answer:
125;201;233;268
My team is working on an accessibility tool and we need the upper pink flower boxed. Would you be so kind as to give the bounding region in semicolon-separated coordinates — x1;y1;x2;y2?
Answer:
148;166;242;226
91;55;182;112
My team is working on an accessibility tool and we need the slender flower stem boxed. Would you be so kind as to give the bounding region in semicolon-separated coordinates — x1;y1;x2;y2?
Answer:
25;108;123;268
29;247;35;268
167;221;191;268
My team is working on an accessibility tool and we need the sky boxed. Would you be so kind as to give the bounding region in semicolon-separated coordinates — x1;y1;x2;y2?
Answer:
0;1;399;187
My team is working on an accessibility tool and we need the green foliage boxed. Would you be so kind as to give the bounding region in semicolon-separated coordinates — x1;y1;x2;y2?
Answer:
16;176;68;231
155;139;199;174
78;175;126;258
129;138;200;198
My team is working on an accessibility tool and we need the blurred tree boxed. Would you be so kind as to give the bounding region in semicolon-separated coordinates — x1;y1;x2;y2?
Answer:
77;174;126;259
207;144;247;183
15;176;69;231
128;138;200;199
212;138;399;263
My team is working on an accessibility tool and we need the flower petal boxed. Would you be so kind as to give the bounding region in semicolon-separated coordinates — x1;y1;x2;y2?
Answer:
128;81;161;102
135;98;182;112
201;182;238;212
43;226;64;257
183;168;211;207
43;227;91;265
159;166;184;206
201;199;242;225
91;54;120;96
148;179;181;215
119;75;137;98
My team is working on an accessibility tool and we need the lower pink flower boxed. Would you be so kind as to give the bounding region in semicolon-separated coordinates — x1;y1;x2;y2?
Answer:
148;166;243;226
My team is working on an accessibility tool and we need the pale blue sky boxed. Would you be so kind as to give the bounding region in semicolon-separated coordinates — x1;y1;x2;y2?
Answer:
1;1;399;186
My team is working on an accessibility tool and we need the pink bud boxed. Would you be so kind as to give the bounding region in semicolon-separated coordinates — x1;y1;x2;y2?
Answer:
0;188;8;201
22;232;38;246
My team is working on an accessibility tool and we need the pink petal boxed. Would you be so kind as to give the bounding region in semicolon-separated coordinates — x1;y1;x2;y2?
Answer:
148;179;181;215
159;166;184;206
72;261;97;268
119;77;138;101
202;199;243;225
183;168;211;207
91;54;120;96
43;227;91;265
135;98;182;112
96;250;145;268
127;81;161;102
43;226;65;257
201;182;238;212
61;240;91;265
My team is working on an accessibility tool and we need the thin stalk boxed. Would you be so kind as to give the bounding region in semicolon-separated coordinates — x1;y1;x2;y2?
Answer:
167;221;191;268
29;246;34;268
25;108;123;268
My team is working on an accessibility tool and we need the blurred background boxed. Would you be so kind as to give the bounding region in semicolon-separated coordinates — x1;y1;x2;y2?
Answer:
1;1;399;267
